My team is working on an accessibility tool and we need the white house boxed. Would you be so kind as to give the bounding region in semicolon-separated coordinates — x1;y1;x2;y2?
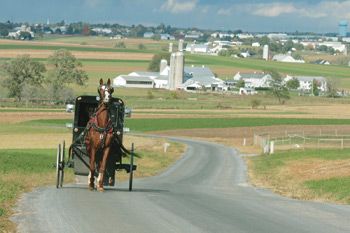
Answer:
160;34;175;40
252;42;261;47
143;32;154;38
185;44;209;53
284;75;328;92
233;72;272;88
318;42;346;53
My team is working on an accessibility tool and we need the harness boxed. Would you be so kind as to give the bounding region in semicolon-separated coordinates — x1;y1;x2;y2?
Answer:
69;100;133;161
86;103;114;149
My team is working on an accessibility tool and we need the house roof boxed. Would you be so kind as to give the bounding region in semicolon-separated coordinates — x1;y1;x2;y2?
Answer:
131;71;160;77
294;76;326;82
182;76;223;87
184;66;214;79
239;73;270;79
117;75;154;82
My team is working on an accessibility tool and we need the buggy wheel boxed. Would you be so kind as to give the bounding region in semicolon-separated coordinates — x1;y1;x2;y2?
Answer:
60;141;65;188
129;143;134;191
56;144;61;189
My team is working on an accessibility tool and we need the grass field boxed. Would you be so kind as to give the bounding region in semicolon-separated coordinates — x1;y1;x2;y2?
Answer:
17;117;350;133
1;37;350;89
0;149;72;231
125;118;350;131
1;36;350;231
248;149;350;204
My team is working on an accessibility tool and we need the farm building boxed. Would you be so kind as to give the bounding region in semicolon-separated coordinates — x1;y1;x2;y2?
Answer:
113;75;154;88
233;72;272;88
272;54;305;63
185;44;209;53
284;75;328;92
180;66;226;91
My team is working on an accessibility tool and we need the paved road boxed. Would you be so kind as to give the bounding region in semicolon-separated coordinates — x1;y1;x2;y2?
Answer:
13;137;350;233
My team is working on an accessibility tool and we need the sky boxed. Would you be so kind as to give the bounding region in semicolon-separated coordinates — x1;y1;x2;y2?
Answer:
1;0;349;33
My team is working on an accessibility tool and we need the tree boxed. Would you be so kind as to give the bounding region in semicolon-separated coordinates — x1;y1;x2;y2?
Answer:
2;55;46;101
267;70;290;104
48;50;88;100
312;79;320;96
148;53;171;72
115;42;126;48
326;79;339;98
286;77;300;90
138;43;146;50
236;79;245;88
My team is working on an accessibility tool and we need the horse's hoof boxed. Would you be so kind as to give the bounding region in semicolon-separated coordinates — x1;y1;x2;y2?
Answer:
89;184;95;191
97;187;104;192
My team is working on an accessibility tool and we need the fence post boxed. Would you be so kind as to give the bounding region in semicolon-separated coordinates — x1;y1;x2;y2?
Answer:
341;139;344;149
243;138;246;146
270;141;274;154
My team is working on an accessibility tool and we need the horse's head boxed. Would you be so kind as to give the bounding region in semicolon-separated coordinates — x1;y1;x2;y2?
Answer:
98;78;114;103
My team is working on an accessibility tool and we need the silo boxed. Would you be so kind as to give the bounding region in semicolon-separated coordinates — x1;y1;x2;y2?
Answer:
178;39;184;52
160;59;168;73
174;52;184;88
168;53;177;90
169;43;173;53
263;45;269;60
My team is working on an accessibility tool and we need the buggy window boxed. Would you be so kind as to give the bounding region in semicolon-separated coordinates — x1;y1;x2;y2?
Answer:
77;103;98;127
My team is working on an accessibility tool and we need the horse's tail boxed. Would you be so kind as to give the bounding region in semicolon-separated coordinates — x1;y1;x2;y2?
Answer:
114;136;140;158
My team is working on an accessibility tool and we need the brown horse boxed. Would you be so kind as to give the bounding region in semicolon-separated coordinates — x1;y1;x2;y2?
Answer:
85;78;115;191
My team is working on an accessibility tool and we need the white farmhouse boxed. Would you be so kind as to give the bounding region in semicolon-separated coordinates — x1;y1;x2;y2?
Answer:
284;75;328;92
233;72;272;88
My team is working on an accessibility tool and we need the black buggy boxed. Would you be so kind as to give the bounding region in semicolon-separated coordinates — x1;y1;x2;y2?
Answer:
56;95;136;191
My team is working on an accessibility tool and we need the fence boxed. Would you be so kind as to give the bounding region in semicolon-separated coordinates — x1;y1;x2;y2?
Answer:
253;129;350;154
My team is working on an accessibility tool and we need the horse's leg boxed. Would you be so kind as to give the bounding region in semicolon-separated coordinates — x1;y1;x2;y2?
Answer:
89;147;97;190
97;146;111;192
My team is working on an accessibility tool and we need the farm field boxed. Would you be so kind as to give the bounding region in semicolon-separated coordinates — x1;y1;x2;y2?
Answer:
1;37;350;90
1;36;350;230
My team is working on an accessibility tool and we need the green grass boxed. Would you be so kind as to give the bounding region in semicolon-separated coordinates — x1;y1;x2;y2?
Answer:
19;117;350;132
125;117;350;132
305;177;350;203
187;55;350;79
0;149;56;174
0;149;59;230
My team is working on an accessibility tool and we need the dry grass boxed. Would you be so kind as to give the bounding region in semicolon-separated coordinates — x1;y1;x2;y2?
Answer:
246;158;350;203
0;49;153;60
284;159;350;181
0;111;71;124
